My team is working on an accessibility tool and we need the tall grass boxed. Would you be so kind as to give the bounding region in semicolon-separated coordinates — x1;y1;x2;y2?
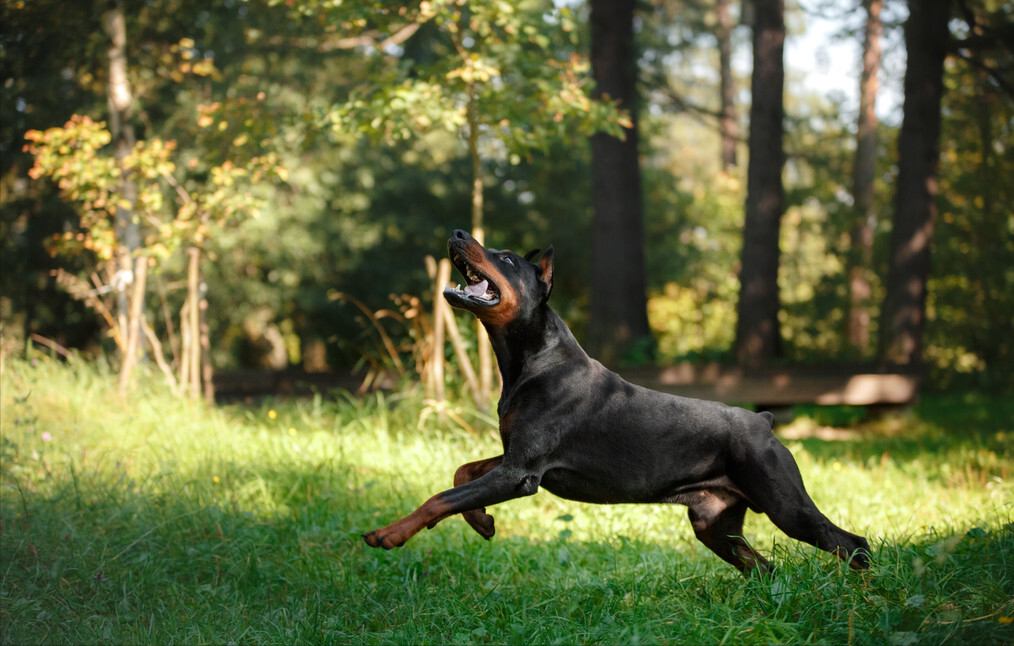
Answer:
1;355;1012;645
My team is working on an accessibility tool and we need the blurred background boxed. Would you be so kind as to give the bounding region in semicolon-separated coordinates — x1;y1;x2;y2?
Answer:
2;0;1011;401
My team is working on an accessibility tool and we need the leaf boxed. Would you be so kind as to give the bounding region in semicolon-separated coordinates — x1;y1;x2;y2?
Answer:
770;580;791;604
905;594;926;608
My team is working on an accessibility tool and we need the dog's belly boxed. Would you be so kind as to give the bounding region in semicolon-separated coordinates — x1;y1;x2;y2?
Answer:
538;466;680;505
536;450;747;507
539;469;628;503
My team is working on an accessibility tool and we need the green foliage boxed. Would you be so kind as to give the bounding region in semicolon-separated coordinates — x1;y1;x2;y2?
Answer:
641;123;743;362
314;0;631;154
25;113;283;265
925;39;1014;390
23;116;121;261
2;0;1013;391
1;357;1013;644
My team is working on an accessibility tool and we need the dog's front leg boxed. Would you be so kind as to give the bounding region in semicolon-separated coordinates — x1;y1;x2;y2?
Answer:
362;466;538;549
454;456;503;539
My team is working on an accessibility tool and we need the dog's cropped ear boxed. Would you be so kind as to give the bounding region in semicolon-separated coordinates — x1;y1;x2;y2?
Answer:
523;248;541;262
537;246;554;299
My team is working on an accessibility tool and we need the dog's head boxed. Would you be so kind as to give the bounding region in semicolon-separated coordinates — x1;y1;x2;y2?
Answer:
444;229;553;328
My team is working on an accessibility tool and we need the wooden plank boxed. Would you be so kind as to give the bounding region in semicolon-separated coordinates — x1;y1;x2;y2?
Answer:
621;364;922;406
212;364;922;408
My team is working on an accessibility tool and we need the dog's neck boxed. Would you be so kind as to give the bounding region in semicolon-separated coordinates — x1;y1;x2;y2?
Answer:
485;305;588;402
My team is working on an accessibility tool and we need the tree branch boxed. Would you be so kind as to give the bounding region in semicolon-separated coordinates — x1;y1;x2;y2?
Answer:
266;22;423;53
953;48;1014;98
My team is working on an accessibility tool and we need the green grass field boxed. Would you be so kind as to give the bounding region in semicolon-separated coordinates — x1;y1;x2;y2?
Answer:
1;356;1012;645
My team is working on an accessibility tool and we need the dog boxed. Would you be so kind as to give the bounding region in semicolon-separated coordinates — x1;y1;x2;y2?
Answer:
363;229;871;575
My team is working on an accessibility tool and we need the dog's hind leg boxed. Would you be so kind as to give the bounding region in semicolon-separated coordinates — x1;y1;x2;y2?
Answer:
453;456;503;539
686;489;773;576
735;437;871;570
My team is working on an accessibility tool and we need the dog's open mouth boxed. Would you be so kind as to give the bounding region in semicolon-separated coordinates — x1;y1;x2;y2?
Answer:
445;250;500;305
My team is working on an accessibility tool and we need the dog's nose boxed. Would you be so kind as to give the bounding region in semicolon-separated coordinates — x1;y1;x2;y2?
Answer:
451;229;471;241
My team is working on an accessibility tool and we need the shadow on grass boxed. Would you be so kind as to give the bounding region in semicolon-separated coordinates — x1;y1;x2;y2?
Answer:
774;395;1012;489
2;381;1012;645
3;443;1012;646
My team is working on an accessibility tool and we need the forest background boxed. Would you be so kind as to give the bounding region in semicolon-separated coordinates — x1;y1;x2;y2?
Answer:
1;0;1012;398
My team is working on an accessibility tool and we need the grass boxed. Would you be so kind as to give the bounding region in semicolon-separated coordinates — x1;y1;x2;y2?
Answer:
1;355;1012;645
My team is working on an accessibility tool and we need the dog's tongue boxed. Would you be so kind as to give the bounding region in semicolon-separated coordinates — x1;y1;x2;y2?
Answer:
465;279;488;298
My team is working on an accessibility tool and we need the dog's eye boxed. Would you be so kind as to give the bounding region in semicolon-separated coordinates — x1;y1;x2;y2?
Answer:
502;256;514;266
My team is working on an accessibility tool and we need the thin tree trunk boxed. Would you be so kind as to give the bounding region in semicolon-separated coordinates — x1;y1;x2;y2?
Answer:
141;317;179;395
466;79;493;409
179;298;191;394
846;0;883;354
104;8;138;313
735;0;785;368
587;0;651;366
118;256;147;392
430;256;450;413
200;284;214;404
186;247;201;398
717;0;738;170
879;0;952;365
104;5;143;378
442;295;482;403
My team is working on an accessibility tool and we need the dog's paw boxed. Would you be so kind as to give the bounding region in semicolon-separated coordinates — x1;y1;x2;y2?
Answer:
362;529;401;549
463;509;496;539
848;549;872;570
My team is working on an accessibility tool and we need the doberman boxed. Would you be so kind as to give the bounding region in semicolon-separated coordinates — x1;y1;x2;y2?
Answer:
362;229;871;575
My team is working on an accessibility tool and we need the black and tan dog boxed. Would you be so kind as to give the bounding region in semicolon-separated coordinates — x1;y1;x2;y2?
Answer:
363;229;871;574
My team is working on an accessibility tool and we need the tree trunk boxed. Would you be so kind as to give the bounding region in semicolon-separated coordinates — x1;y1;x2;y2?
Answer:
104;4;143;381
846;0;883;354
199;282;214;404
466;79;494;409
430;256;450;413
735;0;785;368
186;247;201;398
717;0;738;170
879;0;952;365
587;0;651;366
118;255;147;393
